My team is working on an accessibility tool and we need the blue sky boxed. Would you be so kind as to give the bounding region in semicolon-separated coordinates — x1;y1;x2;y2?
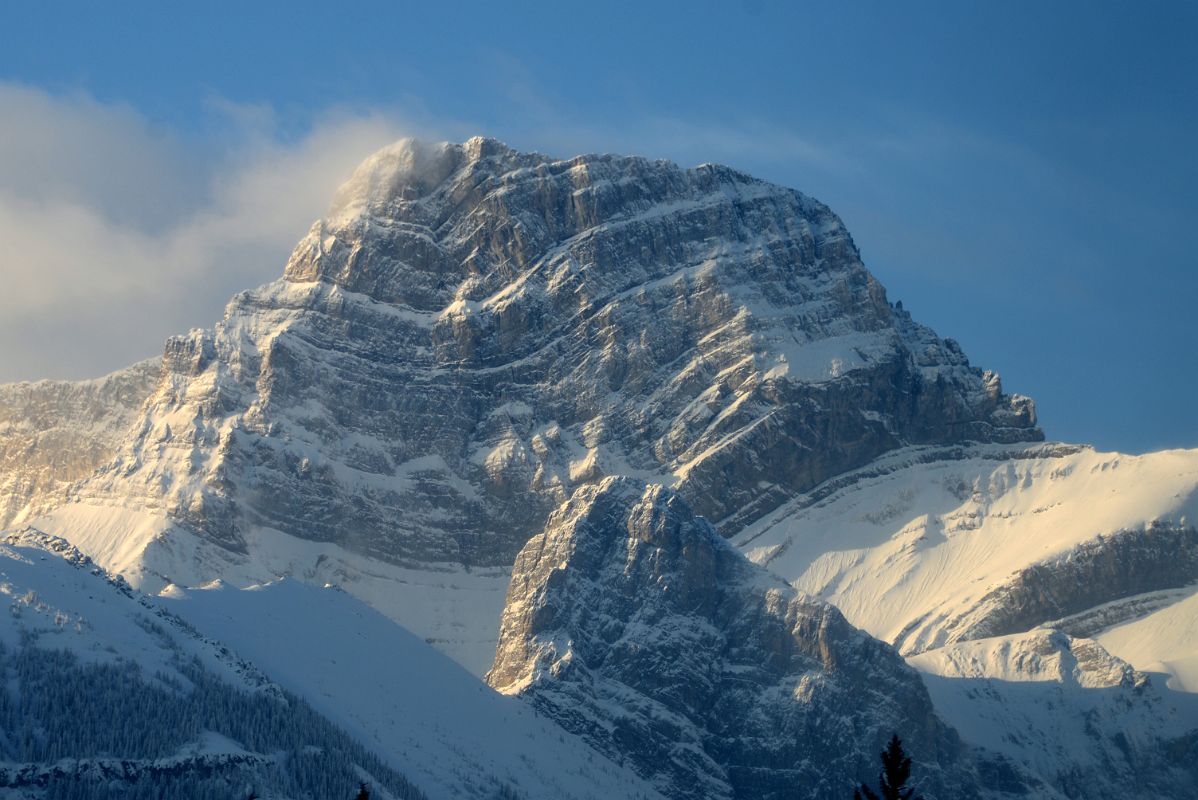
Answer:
0;1;1194;453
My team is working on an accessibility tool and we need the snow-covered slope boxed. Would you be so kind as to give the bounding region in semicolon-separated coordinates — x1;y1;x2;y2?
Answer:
734;443;1198;676
0;527;248;683
0;528;664;800
28;504;510;675
728;439;1198;794
910;630;1198;798
1094;586;1198;692
0;528;425;799
161;575;665;800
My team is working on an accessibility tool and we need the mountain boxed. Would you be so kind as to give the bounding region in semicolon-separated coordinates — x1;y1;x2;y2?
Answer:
487;477;977;800
3;136;1038;669
1;136;1196;799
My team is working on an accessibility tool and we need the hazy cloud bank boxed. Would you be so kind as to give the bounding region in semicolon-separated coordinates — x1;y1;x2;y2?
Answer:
0;84;426;382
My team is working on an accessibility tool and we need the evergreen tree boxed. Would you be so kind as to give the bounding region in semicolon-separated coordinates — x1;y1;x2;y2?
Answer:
854;734;924;800
356;782;371;800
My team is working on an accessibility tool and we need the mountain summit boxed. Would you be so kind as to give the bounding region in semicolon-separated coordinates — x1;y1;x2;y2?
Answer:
6;136;1037;567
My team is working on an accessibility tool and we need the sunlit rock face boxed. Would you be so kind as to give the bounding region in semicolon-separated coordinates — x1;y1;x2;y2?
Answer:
0;359;160;529
29;136;1036;567
487;477;977;800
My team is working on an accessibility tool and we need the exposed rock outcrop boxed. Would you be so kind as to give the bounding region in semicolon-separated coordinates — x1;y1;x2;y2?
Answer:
488;477;975;800
0;359;160;528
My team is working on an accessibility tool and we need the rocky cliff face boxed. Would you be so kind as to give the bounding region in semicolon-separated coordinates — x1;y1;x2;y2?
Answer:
0;359;160;528
487;477;976;800
27;136;1038;569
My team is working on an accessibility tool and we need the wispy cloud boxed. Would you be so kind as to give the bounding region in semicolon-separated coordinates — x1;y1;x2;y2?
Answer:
0;85;425;382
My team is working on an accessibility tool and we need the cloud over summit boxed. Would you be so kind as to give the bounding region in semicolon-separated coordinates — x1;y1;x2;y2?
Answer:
0;84;415;382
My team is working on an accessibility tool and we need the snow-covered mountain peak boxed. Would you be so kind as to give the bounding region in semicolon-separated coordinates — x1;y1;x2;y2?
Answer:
14;137;1042;585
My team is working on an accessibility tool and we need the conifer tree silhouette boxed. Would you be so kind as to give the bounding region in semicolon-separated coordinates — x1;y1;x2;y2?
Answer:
356;781;370;800
854;734;924;800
